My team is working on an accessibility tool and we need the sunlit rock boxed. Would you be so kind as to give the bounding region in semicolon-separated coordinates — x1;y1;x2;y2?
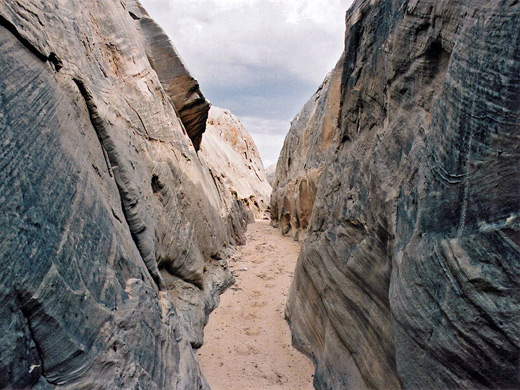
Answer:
271;56;343;240
201;107;271;224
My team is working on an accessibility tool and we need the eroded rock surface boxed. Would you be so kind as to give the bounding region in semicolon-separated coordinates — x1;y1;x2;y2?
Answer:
201;107;271;224
128;2;210;151
265;164;276;187
0;0;264;388
271;57;343;240
278;1;520;389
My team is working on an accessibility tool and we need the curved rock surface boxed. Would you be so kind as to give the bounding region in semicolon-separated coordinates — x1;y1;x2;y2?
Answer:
128;2;210;151
271;56;343;240
277;0;520;389
265;164;276;187
0;0;265;388
201;107;271;225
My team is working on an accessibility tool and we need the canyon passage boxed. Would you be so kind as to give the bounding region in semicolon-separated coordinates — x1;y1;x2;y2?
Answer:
197;220;314;390
1;0;519;389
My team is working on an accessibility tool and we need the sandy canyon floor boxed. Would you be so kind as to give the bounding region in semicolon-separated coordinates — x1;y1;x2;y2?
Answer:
197;220;314;389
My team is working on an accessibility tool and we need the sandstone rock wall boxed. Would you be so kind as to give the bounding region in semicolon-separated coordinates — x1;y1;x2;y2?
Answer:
201;107;271;226
0;0;266;388
128;2;210;151
270;56;344;240
265;164;276;187
279;1;520;389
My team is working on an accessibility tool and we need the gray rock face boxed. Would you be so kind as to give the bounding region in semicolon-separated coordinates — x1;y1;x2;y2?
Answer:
278;1;520;389
0;0;265;388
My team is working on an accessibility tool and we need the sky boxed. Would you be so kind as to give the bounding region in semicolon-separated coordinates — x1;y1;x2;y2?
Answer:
140;0;355;167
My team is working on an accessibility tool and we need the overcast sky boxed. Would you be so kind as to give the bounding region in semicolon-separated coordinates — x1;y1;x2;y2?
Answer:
140;0;354;167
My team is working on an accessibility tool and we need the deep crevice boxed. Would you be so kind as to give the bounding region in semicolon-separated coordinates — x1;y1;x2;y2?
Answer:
18;304;55;387
0;15;47;62
128;11;140;20
72;77;166;291
48;52;63;71
0;15;65;73
151;174;164;193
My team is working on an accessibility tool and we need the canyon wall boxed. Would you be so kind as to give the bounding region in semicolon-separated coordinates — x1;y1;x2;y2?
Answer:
276;0;520;389
201;107;271;225
270;56;344;240
0;0;268;388
265;164;276;187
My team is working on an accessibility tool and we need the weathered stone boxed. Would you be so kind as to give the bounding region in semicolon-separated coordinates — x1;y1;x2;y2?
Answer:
265;164;276;187
167;107;271;348
201;107;271;223
271;57;343;240
0;0;267;388
129;2;210;151
278;1;520;389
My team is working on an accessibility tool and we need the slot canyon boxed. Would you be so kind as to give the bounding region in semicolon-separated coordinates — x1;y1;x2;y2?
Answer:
0;0;519;390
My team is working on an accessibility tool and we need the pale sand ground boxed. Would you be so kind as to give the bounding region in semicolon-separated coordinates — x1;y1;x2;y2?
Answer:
197;220;315;390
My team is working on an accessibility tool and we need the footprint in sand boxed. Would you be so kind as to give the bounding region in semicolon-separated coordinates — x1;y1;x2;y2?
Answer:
244;313;258;321
243;327;261;336
256;272;274;280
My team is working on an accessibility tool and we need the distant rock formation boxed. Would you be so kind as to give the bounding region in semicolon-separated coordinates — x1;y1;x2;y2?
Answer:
275;1;520;389
264;164;276;187
201;107;271;226
0;0;268;388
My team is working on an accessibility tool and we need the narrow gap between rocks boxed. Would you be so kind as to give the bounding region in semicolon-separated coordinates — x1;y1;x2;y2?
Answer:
197;220;314;390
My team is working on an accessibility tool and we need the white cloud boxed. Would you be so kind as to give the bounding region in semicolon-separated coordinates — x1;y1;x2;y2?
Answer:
143;0;349;85
140;0;354;165
249;133;287;168
239;116;290;136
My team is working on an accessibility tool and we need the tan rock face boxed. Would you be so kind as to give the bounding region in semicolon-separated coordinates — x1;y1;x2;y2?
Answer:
276;1;520;389
0;1;266;388
132;3;210;151
271;56;344;240
264;164;276;187
201;107;272;224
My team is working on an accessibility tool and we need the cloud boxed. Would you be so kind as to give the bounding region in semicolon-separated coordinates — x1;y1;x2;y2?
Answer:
239;116;292;136
142;0;349;86
248;133;287;168
140;0;354;165
202;67;318;120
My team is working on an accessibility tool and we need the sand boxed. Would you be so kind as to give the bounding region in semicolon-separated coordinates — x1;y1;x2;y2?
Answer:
197;220;315;390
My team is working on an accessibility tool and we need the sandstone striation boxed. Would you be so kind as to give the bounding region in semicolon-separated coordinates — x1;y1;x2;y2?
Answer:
128;2;210;151
271;57;343;240
0;0;267;388
277;1;520;389
200;107;271;225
